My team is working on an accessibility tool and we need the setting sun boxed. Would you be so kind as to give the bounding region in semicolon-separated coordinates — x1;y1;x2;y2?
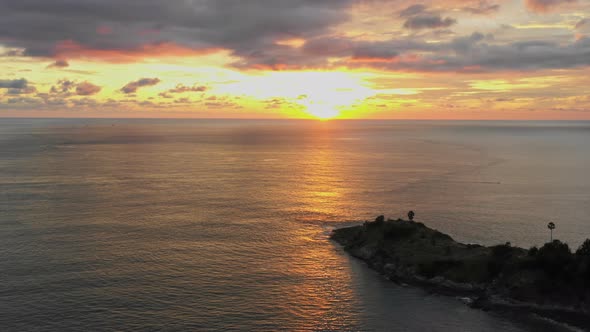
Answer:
304;103;341;120
214;70;375;119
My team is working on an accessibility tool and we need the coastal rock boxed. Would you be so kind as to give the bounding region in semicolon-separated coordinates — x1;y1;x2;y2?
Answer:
331;218;590;330
350;245;378;260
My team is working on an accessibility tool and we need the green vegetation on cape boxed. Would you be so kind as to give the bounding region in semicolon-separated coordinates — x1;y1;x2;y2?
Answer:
331;216;590;329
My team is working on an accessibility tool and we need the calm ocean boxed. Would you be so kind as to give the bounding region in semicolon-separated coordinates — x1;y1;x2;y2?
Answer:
1;119;588;331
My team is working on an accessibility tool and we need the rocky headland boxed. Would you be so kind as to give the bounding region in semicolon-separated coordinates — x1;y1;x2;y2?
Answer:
331;216;590;330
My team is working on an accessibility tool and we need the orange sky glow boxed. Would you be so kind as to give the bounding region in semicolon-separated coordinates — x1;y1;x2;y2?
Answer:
1;0;589;120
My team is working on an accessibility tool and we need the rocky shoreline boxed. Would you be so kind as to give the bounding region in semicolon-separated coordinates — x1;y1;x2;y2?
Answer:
331;217;590;330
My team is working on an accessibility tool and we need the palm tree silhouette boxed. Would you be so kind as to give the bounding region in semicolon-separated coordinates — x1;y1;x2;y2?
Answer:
408;210;415;221
547;222;556;242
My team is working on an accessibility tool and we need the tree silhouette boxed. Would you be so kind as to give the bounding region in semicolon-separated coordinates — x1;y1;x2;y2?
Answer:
536;239;572;277
547;222;556;242
576;239;590;256
408;210;415;221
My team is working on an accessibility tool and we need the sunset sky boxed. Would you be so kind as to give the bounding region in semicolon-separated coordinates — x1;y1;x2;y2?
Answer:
1;0;589;119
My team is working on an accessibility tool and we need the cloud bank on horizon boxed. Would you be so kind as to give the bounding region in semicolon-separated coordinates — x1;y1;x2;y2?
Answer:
1;0;589;119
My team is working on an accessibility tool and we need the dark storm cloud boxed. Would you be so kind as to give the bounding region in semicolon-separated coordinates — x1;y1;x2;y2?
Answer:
158;84;208;98
403;14;457;30
253;28;590;72
343;33;590;72
525;0;577;12
449;32;488;53
302;37;353;57
0;79;37;96
49;79;101;96
168;84;207;93
399;4;428;17
50;79;76;94
121;78;161;94
398;4;457;30
6;86;37;95
47;59;70;68
0;78;29;89
238;36;395;69
75;81;101;95
0;48;25;57
1;0;589;73
352;45;399;60
0;0;354;61
452;36;590;71
462;1;501;15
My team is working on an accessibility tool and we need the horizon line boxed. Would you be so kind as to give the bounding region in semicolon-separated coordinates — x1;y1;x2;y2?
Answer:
1;116;590;122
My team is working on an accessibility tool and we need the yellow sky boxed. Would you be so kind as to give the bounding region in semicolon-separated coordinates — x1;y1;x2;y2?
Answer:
1;0;590;119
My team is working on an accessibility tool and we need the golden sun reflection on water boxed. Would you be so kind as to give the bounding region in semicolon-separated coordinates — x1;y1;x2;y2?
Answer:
291;135;347;221
267;124;363;329
276;225;360;331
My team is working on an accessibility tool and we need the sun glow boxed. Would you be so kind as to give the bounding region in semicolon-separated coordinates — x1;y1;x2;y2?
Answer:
303;102;342;120
217;71;376;119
